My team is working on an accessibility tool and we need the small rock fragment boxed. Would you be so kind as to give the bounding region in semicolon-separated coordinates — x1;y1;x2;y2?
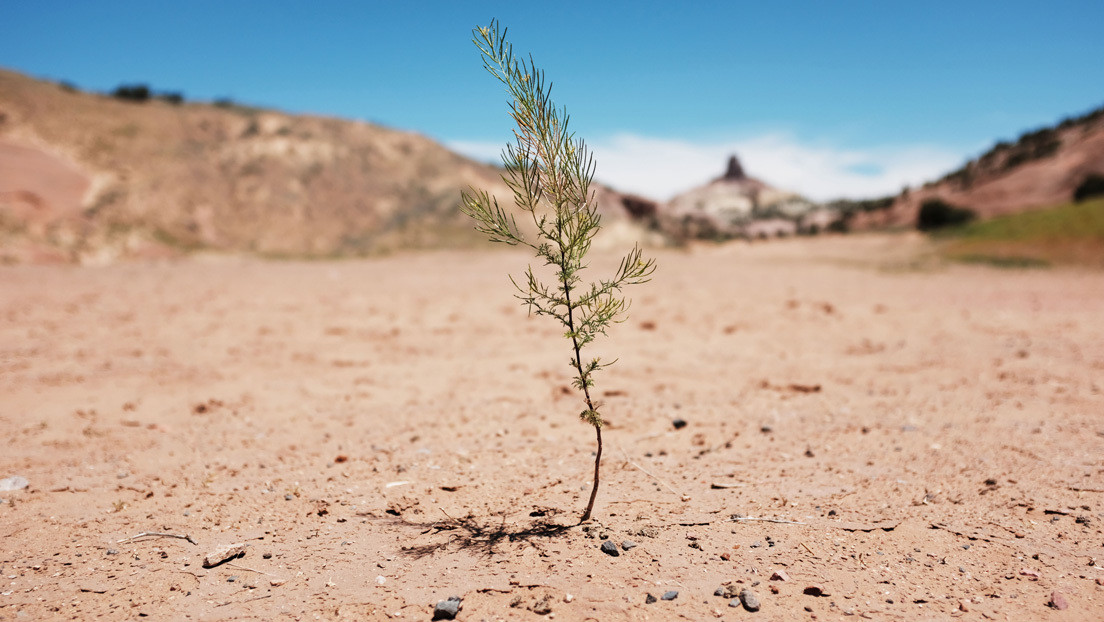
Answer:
227;575;238;583
202;543;246;568
1048;591;1068;610
661;590;678;601
672;418;688;430
739;588;760;611
600;540;620;557
645;593;657;604
958;599;970;612
0;476;29;492
803;585;827;597
770;570;789;582
1019;568;1040;579
621;540;637;551
564;593;573;603
106;549;118;555
433;596;462;620
728;598;741;608
269;578;286;587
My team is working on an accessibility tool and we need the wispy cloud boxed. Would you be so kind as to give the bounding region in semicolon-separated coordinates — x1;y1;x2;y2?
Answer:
449;133;967;202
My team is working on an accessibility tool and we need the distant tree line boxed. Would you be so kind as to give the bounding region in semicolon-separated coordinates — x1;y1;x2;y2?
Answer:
111;83;185;105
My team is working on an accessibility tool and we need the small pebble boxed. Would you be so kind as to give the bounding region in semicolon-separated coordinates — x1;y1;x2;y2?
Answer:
672;418;687;430
771;570;789;581
760;425;773;433
739;588;760;612
106;549;118;555
645;593;657;604
621;540;637;551
284;494;294;501
1048;591;1068;610
600;540;620;557
804;585;826;597
728;598;741;608
227;575;238;583
433;596;462;620
661;590;678;601
262;552;272;559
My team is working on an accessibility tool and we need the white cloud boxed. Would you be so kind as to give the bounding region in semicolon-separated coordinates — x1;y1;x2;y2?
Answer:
449;133;966;202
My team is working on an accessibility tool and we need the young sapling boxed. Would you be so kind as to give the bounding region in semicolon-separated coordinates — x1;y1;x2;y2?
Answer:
461;20;656;522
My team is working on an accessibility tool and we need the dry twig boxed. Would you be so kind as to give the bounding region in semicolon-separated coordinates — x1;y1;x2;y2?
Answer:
117;531;197;545
617;446;685;499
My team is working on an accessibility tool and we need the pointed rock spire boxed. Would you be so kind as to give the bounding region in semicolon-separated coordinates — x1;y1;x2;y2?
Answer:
722;155;746;181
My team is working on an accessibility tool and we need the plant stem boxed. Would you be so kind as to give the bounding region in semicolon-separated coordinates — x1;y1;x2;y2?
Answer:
581;425;602;522
563;265;601;522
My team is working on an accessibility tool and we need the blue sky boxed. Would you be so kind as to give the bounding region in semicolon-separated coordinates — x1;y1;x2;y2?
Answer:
3;1;1102;200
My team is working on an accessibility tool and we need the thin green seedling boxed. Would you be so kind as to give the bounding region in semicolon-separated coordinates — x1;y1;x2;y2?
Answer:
461;20;656;522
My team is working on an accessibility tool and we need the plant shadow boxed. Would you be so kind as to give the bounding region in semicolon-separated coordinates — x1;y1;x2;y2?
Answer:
389;508;577;559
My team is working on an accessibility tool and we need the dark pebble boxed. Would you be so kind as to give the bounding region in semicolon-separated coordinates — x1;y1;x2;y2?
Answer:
106;549;118;555
262;552;272;559
661;590;678;601
739;588;761;611
600;540;620;557
621;540;637;551
433;596;462;620
672;418;687;430
227;576;238;583
760;425;773;433
645;593;657;604
284;494;294;501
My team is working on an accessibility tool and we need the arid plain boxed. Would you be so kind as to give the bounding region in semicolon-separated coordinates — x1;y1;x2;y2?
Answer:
2;235;1103;621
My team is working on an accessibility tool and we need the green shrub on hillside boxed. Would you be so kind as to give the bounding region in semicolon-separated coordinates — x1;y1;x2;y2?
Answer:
917;198;976;231
111;84;150;102
1073;174;1104;203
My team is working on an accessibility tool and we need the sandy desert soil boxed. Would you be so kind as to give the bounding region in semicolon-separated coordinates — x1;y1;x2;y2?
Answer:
2;234;1103;621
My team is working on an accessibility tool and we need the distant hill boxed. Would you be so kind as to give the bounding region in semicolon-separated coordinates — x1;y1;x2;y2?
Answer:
850;104;1104;230
0;68;654;264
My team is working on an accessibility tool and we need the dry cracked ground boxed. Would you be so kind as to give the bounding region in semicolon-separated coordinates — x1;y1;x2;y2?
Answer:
2;234;1103;621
